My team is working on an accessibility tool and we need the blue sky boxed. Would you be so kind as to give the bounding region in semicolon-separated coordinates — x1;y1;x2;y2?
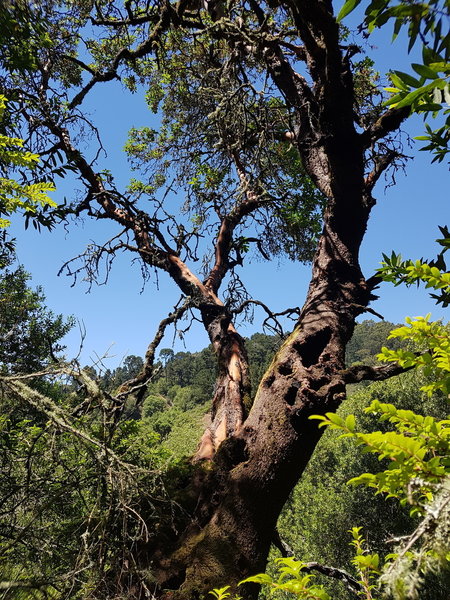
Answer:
8;16;449;369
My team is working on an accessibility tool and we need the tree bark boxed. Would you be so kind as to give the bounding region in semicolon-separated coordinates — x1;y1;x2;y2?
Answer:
195;322;251;460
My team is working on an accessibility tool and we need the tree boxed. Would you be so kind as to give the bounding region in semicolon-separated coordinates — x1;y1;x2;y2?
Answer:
0;248;74;374
0;0;447;598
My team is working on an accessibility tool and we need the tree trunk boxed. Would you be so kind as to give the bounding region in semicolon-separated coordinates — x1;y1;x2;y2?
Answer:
195;322;252;461
32;4;407;597
142;198;373;598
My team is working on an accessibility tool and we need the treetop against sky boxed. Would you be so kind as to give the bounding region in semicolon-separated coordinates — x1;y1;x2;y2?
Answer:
5;1;449;369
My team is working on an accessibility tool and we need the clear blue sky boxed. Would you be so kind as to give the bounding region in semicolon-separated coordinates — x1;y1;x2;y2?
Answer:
8;16;449;369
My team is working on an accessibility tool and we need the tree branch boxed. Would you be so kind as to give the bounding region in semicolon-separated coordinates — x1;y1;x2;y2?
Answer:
69;2;175;110
117;298;191;403
272;531;363;595
204;149;272;294
0;580;56;592
362;106;411;148
232;299;301;336
364;150;403;192
0;375;143;475
303;562;363;595
342;361;413;384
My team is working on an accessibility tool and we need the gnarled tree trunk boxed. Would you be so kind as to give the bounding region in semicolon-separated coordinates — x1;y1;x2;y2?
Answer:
121;0;412;590
143;198;377;598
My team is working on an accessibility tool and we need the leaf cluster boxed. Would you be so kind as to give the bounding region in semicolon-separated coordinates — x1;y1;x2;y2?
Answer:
312;401;450;512
0;96;56;228
378;225;450;307
338;0;450;162
377;316;450;395
123;27;326;264
211;557;331;600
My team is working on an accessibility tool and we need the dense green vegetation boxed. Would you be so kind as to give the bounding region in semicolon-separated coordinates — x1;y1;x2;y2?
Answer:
0;251;73;374
278;370;450;600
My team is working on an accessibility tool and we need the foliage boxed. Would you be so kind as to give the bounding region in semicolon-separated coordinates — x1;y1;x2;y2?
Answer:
0;264;172;598
0;253;74;374
310;239;450;598
211;532;381;600
0;0;52;73
312;401;450;514
338;0;450;162
162;403;209;456
101;354;144;392
312;395;450;598
278;368;448;600
0;377;172;599
239;557;331;600
346;319;402;366
378;225;450;306
123;29;327;265
349;527;381;599
0;96;56;228
378;316;450;395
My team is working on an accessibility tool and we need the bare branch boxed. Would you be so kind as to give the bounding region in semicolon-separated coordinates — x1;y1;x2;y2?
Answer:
0;376;144;475
232;299;301;336
69;3;176;110
348;303;384;320
303;562;363;595
117;298;192;403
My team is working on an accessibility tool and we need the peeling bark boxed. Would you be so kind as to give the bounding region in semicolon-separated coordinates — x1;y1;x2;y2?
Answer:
195;324;251;460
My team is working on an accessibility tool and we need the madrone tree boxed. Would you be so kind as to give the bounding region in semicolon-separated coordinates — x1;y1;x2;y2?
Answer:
1;0;446;598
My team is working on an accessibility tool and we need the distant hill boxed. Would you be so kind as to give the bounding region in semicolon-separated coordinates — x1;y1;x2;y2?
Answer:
346;319;402;365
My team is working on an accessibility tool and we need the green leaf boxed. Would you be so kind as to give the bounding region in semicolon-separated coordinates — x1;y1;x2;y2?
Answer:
337;0;362;22
412;63;439;80
239;574;273;585
392;70;422;88
345;414;356;432
389;71;410;90
392;84;436;109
